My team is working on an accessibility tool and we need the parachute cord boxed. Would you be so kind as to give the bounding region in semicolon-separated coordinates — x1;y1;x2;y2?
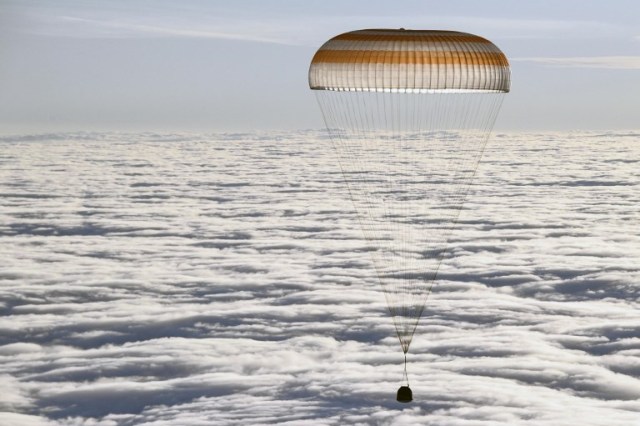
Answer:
402;352;410;387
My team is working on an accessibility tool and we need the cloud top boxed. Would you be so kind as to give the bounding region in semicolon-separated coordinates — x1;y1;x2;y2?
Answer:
0;131;639;424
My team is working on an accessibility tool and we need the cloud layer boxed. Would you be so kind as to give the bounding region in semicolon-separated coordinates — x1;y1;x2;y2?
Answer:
0;131;639;425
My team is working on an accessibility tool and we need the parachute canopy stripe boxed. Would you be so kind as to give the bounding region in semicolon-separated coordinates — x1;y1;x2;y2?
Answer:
323;40;498;52
309;29;510;92
312;50;508;66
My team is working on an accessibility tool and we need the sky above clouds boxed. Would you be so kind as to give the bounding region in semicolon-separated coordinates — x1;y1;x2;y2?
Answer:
1;0;639;133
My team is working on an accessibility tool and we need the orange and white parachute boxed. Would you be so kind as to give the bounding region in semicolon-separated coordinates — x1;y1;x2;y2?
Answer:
309;29;510;362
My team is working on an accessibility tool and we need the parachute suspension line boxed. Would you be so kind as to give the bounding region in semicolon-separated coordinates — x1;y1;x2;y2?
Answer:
316;89;506;356
402;352;410;386
414;93;506;317
310;30;510;402
432;93;505;272
316;90;391;308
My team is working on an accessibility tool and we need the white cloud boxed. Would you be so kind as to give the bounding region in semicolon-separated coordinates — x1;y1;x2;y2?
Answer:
513;56;640;69
16;5;321;46
0;131;639;424
13;2;635;47
0;413;54;426
38;15;630;46
53;16;299;45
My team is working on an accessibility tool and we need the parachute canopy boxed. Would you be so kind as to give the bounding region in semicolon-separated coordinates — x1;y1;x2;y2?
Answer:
309;29;510;93
309;29;510;357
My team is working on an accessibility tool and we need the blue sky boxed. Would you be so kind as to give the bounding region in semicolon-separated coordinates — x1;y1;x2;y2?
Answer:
1;0;639;133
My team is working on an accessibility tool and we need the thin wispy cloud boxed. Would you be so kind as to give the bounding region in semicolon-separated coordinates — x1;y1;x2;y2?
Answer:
50;15;632;42
434;15;630;39
56;16;295;45
13;4;312;45
514;56;640;69
14;3;637;46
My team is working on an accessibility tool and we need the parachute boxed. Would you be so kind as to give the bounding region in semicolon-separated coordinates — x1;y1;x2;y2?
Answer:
309;29;510;401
